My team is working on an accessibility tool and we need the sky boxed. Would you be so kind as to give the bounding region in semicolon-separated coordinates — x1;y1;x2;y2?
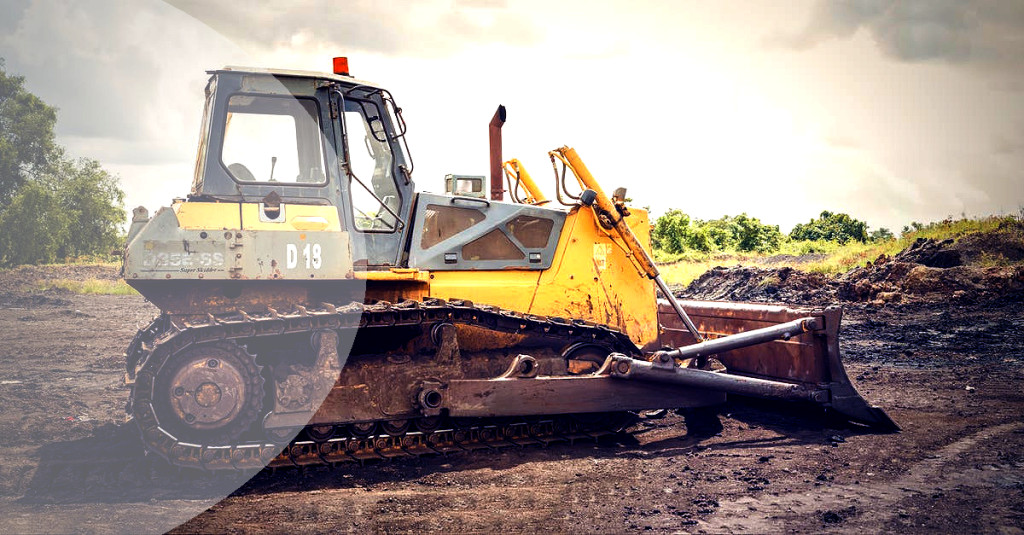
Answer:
1;0;1022;233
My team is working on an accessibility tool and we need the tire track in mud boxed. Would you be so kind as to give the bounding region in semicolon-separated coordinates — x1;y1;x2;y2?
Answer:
700;422;1024;532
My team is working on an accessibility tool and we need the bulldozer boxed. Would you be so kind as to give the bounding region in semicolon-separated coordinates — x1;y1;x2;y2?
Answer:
120;58;897;471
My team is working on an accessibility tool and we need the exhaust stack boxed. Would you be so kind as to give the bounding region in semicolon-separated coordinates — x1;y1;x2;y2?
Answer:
489;105;506;201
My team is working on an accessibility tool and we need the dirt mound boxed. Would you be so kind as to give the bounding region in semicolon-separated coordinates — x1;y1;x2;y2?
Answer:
681;227;1024;306
681;266;837;304
0;264;119;292
837;258;1023;304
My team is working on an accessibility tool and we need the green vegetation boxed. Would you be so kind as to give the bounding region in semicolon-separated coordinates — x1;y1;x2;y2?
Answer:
790;210;868;244
0;60;125;267
652;211;783;254
656;214;1020;286
35;278;137;295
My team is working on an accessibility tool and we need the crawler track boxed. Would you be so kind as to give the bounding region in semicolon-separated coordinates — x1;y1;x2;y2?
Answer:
125;299;642;471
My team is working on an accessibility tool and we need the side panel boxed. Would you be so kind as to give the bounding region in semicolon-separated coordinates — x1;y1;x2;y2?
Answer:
124;203;353;282
532;207;658;348
408;193;566;270
428;206;659;348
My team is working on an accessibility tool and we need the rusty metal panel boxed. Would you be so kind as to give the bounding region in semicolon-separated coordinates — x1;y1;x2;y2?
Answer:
658;299;831;384
445;375;726;417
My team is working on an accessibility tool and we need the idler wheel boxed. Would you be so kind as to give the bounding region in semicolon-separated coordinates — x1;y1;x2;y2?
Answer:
563;343;612;375
150;341;263;445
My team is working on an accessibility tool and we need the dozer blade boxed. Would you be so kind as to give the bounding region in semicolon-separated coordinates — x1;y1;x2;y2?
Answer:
652;299;899;431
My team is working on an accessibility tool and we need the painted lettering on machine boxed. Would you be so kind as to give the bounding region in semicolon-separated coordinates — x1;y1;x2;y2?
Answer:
286;243;323;270
142;250;227;273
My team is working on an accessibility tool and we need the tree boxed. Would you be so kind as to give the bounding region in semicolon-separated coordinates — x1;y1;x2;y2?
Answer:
732;213;783;253
790;210;868;244
48;155;126;258
702;216;739;250
870;227;894;241
901;221;924;236
651;211;783;254
651;209;692;254
0;180;69;265
0;60;57;205
0;60;125;267
0;155;125;266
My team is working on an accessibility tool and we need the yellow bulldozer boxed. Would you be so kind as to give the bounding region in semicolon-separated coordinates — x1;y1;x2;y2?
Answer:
120;58;896;470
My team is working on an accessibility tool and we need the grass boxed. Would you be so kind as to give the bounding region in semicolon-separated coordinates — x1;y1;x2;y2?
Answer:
35;278;137;295
657;215;1021;286
36;257;120;268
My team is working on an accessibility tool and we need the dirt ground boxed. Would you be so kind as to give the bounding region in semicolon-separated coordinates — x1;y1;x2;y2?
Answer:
0;261;1022;534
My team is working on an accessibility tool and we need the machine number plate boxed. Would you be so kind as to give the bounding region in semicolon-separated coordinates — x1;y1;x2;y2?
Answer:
286;243;322;270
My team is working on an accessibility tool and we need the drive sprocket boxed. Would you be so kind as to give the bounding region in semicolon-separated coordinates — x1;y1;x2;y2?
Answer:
145;340;264;446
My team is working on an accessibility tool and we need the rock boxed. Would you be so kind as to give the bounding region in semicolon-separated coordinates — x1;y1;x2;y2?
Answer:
877;291;901;303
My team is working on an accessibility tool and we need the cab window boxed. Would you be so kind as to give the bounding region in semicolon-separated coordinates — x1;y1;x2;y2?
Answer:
220;94;327;185
344;98;399;231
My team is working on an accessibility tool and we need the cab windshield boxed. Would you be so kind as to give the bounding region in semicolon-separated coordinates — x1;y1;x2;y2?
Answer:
220;94;327;185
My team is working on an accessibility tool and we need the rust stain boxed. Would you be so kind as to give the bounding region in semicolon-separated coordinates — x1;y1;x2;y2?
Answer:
455;324;527;352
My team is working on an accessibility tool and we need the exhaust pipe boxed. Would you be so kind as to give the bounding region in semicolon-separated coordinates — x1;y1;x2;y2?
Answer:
489;105;506;201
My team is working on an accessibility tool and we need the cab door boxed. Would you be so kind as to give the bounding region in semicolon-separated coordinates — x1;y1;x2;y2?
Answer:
334;90;414;268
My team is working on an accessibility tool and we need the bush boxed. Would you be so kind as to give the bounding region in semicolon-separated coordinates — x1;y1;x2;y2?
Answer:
870;227;894;241
651;211;783;254
732;213;783;253
0;180;69;265
790;210;868;244
0;155;124;267
651;209;693;254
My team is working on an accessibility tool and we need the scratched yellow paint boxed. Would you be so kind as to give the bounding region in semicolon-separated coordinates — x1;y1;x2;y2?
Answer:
429;207;659;349
173;201;240;229
170;200;659;348
534;206;658;348
429;269;543;314
172;201;342;232
240;204;341;231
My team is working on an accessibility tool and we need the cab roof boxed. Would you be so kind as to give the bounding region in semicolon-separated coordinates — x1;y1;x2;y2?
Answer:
209;65;383;90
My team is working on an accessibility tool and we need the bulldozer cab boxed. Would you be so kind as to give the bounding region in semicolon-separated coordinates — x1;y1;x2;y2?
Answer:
188;67;415;267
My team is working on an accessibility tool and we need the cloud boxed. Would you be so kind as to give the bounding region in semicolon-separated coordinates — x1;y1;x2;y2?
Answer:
166;0;543;58
769;0;1024;85
0;0;251;215
992;124;1024;155
0;1;29;35
0;1;246;142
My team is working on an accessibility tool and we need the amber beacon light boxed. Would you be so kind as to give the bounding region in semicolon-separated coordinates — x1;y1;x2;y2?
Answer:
333;57;350;76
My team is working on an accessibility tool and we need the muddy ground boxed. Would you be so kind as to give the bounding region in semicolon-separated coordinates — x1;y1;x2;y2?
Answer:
0;257;1022;533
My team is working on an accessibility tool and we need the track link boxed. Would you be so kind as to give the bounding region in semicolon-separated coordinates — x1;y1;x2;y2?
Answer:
126;298;641;471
